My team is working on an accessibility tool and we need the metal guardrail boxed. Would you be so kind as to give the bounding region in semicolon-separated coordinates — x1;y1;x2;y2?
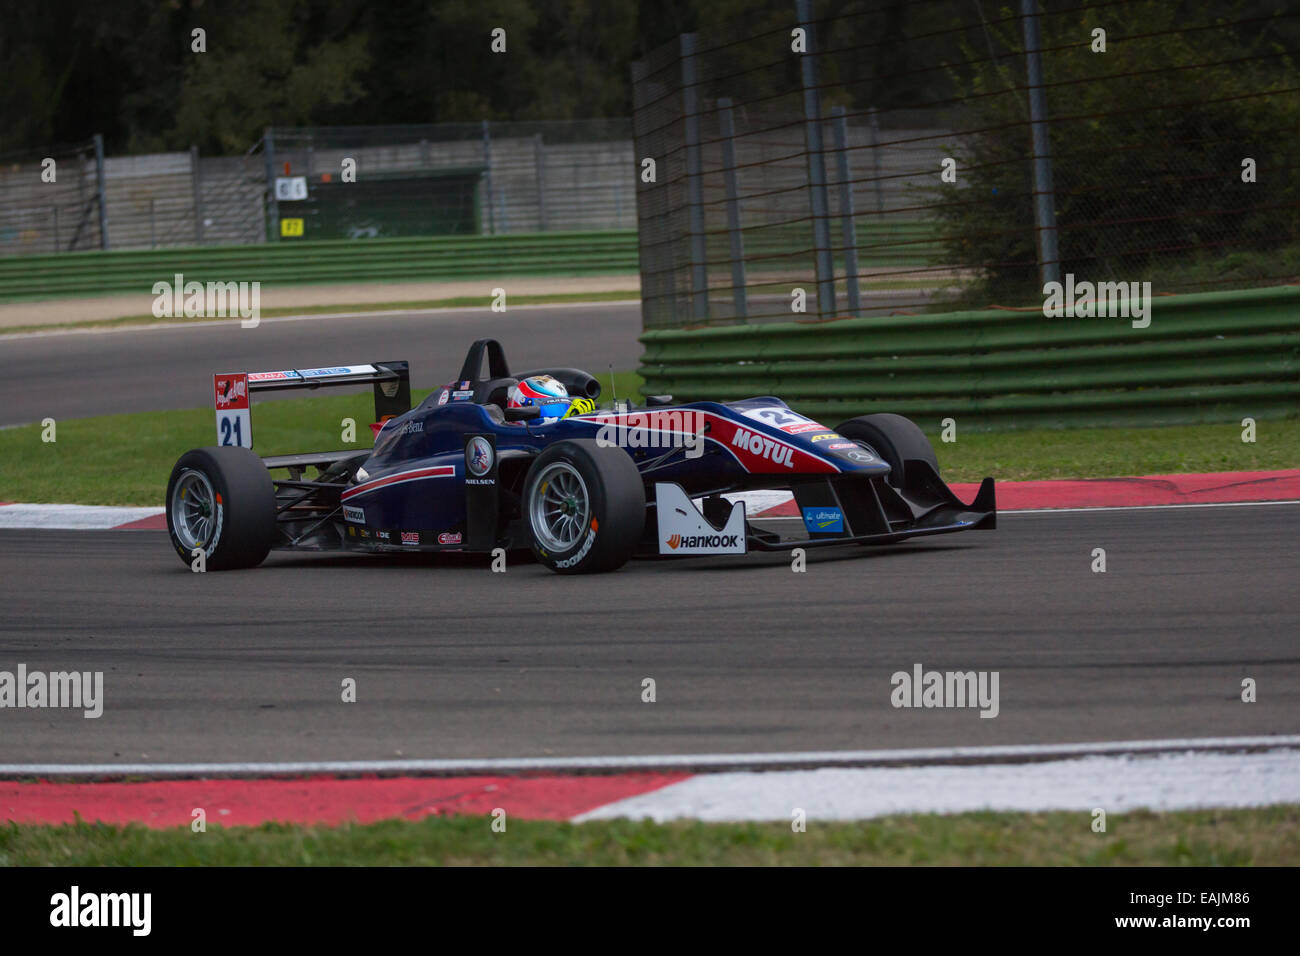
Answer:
638;286;1300;429
0;232;642;302
0;222;941;302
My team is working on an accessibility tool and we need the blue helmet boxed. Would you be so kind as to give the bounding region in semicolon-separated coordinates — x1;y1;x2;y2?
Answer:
507;375;571;418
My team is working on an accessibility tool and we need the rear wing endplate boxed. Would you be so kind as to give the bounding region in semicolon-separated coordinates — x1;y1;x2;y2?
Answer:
213;362;410;450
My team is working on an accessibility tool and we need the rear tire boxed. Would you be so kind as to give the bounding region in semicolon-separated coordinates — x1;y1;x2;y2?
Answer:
166;446;275;570
523;439;645;574
834;413;939;489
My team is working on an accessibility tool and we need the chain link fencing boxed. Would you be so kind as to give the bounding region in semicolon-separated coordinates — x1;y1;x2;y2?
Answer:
632;0;1300;330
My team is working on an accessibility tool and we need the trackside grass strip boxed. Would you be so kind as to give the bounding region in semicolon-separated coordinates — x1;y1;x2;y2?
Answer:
0;388;1296;506
2;806;1296;865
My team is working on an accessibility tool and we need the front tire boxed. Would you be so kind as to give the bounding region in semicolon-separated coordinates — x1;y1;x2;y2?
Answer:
523;440;645;574
834;413;939;489
166;446;275;570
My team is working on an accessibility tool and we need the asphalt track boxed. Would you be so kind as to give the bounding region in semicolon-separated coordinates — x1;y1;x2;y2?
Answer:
0;303;643;427
0;502;1296;765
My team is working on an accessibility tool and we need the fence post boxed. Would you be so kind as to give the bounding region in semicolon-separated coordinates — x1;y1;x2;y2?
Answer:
93;133;109;250
264;127;279;242
717;98;748;322
149;198;157;249
795;0;836;319
1021;0;1060;287
481;120;495;235
831;106;860;316
868;106;884;213
681;33;710;323
535;133;548;231
191;145;204;245
52;206;60;253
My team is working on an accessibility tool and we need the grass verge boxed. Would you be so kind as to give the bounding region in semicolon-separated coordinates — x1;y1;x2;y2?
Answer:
2;805;1296;865
0;373;642;506
1;386;1295;505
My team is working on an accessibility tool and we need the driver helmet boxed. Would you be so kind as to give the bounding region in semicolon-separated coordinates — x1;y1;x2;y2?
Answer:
507;375;571;418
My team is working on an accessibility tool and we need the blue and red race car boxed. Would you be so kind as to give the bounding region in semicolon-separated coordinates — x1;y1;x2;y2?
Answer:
167;338;995;573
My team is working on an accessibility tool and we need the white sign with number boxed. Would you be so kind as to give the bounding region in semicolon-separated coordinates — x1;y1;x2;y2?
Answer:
274;176;308;201
213;373;253;448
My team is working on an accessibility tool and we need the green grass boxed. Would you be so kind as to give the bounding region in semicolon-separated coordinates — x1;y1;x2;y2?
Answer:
927;419;1300;483
3;805;1296;865
0;372;644;506
2;384;1295;505
0;288;641;337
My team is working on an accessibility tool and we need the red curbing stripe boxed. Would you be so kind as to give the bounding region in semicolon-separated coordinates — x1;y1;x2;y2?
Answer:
113;514;168;530
0;773;692;828
754;469;1300;516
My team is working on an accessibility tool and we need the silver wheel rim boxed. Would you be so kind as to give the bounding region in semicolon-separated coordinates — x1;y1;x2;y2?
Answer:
171;469;218;552
529;462;590;552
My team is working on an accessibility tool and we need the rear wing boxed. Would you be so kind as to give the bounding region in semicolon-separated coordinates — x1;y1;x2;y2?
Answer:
213;362;410;450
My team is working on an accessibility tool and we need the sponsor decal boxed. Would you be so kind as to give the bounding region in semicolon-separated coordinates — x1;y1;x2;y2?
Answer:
655;483;747;555
666;533;741;550
802;506;845;533
342;505;365;524
843;449;875;462
400;531;419;545
437;532;463;545
377;530;391;541
730;427;795;468
247;370;300;382
299;365;372;378
359;529;371;538
347;526;356;537
555;522;597;569
451;389;474;401
213;375;248;409
785;422;823;434
396;420;423;435
436;388;450;406
809;433;840;442
459;380;471;390
466;436;494;477
826;442;856;450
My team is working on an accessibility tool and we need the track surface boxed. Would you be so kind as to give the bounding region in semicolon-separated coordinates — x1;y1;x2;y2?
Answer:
0;303;642;426
0;503;1296;765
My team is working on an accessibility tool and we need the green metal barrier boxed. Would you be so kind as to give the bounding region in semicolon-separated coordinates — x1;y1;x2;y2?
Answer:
0;221;941;303
0;232;642;302
638;286;1300;429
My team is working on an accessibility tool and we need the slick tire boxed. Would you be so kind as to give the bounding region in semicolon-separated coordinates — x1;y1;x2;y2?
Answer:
166;446;275;571
834;413;940;490
523;439;645;574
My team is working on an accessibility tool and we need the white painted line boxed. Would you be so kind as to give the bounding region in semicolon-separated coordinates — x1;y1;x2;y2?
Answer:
0;503;164;530
3;735;1298;778
575;749;1300;822
1000;499;1300;515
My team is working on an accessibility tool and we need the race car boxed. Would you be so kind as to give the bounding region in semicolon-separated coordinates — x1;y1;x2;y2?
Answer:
167;338;995;574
